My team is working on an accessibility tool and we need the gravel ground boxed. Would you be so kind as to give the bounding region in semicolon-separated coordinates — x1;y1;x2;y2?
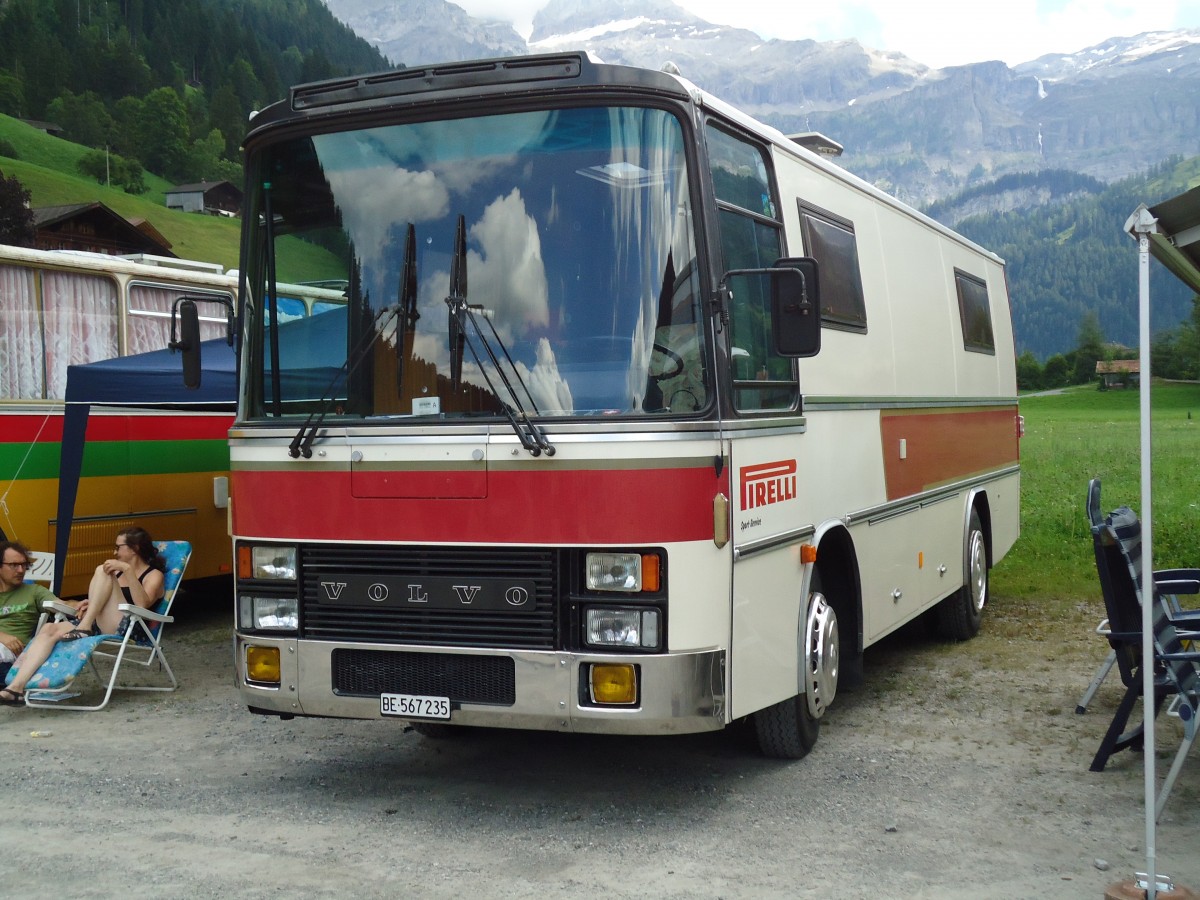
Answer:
1;595;1198;899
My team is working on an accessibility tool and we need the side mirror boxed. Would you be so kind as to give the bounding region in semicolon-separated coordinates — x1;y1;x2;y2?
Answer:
770;257;821;358
174;299;203;389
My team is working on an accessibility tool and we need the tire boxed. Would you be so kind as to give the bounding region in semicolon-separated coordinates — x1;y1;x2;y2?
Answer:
935;508;988;641
754;571;839;759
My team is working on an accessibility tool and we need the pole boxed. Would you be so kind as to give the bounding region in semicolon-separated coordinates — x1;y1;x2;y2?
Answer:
1136;220;1156;899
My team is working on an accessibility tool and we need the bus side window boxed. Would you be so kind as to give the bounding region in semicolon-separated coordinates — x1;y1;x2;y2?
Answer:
706;124;797;413
798;201;867;332
42;269;119;400
954;269;995;354
0;264;46;400
128;283;232;355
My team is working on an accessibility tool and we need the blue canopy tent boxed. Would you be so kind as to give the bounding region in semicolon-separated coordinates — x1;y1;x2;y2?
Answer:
52;308;351;591
53;336;238;592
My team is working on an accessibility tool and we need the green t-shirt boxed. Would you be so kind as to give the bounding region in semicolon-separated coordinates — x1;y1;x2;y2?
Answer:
0;581;54;644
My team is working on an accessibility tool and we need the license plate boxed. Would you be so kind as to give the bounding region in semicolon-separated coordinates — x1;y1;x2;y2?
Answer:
380;693;451;720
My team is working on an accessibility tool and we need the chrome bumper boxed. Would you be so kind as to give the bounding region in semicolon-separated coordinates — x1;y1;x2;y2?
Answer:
235;636;726;735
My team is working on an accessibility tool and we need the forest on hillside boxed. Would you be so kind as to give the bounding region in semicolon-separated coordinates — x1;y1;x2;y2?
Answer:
0;0;388;185
949;157;1198;361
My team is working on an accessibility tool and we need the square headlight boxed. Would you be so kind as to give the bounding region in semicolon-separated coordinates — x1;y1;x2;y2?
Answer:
586;552;642;592
251;546;297;580
585;608;660;649
239;596;298;631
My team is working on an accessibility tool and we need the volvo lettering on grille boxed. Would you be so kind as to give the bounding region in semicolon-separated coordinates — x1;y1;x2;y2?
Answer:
317;574;539;613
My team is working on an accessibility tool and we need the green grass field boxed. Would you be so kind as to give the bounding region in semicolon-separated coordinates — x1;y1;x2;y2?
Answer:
994;381;1200;603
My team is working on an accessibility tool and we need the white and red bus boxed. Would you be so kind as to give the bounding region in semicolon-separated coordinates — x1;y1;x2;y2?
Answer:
229;53;1020;757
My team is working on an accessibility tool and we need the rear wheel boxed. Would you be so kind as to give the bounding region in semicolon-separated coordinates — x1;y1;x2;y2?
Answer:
755;572;839;759
935;508;987;641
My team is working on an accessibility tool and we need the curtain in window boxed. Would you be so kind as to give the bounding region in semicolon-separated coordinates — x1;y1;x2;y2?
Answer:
127;284;230;355
42;270;118;400
0;265;46;399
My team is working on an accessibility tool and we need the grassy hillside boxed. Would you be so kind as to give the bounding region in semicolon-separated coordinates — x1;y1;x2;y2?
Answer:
0;114;241;268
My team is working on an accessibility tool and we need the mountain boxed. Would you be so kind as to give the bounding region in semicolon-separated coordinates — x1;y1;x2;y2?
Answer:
319;0;525;62
317;0;1200;361
323;0;1199;205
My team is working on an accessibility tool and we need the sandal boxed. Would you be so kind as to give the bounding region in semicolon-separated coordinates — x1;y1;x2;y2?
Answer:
59;628;92;642
0;688;24;706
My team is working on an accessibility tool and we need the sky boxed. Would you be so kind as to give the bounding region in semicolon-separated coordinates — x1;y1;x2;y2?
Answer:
450;0;1200;69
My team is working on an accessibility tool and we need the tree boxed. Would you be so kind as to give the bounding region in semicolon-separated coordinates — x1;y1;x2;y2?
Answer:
136;87;190;181
207;83;245;160
0;69;23;116
77;149;145;194
1015;350;1042;391
1072;311;1106;385
185;128;241;184
0;170;35;247
46;90;114;148
1043;354;1070;388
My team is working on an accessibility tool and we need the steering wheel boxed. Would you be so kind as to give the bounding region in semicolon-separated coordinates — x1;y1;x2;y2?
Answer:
651;343;685;380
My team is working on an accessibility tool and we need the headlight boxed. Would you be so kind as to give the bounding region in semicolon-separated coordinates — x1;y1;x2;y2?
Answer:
585;608;660;649
245;645;281;684
586;551;663;593
239;595;298;631
240;545;297;580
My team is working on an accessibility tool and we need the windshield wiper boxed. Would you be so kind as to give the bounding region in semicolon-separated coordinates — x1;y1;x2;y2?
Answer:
394;223;419;389
444;214;555;457
288;270;403;459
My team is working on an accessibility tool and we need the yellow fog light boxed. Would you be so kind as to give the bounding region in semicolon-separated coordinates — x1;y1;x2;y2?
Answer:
590;664;637;705
245;645;281;684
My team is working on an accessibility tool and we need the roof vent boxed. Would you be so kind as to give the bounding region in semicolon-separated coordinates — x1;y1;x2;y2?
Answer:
787;132;844;158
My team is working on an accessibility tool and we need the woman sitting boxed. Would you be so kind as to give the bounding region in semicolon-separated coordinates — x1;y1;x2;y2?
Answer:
0;527;165;705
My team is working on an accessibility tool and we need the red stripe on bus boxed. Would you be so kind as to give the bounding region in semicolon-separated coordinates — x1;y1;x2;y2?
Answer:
880;407;1019;500
231;465;727;544
0;413;232;443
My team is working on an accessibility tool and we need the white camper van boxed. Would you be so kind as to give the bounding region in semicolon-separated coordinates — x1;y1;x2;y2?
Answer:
227;53;1020;758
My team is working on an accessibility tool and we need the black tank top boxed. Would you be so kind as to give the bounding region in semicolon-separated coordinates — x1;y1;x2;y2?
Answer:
120;567;153;604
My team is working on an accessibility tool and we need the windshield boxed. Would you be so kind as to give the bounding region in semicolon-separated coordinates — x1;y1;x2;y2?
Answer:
241;105;707;422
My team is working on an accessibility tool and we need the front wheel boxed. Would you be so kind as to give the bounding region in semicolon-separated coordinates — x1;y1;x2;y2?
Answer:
755;575;839;759
935;508;988;641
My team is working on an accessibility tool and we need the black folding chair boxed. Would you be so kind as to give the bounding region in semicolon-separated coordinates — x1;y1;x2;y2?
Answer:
1076;478;1200;713
1084;479;1200;818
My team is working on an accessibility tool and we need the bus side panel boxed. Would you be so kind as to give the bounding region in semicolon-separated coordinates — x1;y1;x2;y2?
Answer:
728;431;832;719
0;408;232;596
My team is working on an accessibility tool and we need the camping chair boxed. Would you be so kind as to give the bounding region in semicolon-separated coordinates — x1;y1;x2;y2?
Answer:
15;541;190;711
22;551;55;585
1084;488;1200;819
1075;478;1200;713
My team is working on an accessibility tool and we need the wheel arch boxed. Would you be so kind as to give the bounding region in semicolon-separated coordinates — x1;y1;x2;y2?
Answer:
964;488;994;573
811;521;863;681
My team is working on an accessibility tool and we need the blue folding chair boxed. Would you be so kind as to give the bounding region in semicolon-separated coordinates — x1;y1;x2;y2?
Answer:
11;541;191;711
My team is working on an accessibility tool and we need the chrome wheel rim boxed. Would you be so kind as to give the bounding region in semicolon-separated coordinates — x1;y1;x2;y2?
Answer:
967;528;987;613
805;592;839;718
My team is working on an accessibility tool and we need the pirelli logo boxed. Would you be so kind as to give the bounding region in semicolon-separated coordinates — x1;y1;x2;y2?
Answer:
740;459;797;511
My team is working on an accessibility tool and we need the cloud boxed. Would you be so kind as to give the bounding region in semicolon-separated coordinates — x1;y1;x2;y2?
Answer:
321;164;449;266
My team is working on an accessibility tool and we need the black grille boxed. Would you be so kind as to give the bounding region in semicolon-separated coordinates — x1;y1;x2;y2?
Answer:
333;649;516;705
301;545;561;650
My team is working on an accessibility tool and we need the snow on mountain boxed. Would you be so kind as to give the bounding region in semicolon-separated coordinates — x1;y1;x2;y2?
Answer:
318;0;1200;203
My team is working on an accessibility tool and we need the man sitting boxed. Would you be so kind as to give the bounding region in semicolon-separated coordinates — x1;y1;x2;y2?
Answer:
0;541;58;702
